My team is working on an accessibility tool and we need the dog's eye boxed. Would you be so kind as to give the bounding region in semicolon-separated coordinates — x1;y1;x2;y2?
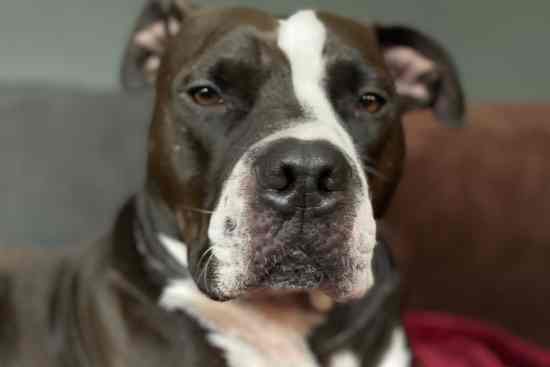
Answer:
357;92;386;114
188;86;224;106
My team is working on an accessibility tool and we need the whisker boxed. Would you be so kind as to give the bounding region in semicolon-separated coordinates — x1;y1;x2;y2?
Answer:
202;252;216;295
180;206;214;215
364;165;388;181
362;154;389;181
198;246;216;265
197;254;210;289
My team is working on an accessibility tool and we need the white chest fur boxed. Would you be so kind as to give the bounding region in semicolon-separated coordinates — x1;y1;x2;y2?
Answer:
160;279;322;367
159;279;411;367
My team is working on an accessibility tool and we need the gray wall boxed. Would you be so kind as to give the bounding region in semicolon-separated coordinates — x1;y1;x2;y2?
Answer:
1;0;549;100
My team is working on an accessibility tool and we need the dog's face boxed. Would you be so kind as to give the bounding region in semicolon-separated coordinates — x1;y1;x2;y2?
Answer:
122;1;464;302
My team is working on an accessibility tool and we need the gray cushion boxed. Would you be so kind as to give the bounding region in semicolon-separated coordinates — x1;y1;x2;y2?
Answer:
0;84;153;246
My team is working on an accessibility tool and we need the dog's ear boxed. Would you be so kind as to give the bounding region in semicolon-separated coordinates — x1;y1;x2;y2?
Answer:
121;0;197;91
374;25;465;127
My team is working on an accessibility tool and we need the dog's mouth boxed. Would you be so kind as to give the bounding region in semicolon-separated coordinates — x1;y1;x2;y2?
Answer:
193;203;375;303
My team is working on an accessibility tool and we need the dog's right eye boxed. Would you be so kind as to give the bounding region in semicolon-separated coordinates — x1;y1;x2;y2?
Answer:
188;86;225;107
357;92;387;114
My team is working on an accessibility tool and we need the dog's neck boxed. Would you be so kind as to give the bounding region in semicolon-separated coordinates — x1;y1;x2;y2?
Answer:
133;192;190;285
105;192;185;304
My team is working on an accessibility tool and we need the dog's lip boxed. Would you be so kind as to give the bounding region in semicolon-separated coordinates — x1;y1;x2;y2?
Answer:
200;274;369;305
239;276;366;305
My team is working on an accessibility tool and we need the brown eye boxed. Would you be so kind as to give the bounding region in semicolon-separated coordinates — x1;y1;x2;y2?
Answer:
358;92;386;114
189;86;224;106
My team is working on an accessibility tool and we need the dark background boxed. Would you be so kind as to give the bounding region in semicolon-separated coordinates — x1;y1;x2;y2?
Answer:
1;0;549;246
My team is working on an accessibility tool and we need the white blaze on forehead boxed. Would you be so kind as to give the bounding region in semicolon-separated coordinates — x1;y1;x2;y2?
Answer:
277;10;356;154
277;10;327;115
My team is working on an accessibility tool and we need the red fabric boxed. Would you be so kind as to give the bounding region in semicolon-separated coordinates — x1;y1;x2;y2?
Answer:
404;311;550;367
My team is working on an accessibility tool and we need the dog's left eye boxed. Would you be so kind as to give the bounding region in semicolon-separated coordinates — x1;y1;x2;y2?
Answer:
188;86;225;107
357;92;386;114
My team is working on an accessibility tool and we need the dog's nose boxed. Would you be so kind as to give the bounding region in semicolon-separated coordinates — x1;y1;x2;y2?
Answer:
255;139;352;214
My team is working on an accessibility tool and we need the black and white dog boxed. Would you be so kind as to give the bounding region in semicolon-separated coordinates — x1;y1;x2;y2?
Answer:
0;1;464;366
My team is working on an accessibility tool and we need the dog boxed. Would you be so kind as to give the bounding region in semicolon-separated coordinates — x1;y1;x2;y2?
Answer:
0;0;464;365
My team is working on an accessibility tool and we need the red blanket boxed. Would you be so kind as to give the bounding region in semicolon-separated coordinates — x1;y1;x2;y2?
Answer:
404;312;550;367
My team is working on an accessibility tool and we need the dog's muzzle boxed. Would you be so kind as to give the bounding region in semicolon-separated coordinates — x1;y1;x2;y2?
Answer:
205;135;375;302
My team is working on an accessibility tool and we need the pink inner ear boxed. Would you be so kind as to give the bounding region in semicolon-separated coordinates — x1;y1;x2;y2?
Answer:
134;22;168;53
133;19;181;83
383;46;436;103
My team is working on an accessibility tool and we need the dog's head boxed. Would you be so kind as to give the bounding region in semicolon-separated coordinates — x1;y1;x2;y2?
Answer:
122;0;464;302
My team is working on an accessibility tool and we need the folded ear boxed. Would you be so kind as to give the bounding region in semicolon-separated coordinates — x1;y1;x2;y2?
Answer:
120;0;197;91
374;25;466;126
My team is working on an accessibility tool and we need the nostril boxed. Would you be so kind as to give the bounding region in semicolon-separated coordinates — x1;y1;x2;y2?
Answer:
257;163;296;192
279;164;295;192
318;168;336;192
